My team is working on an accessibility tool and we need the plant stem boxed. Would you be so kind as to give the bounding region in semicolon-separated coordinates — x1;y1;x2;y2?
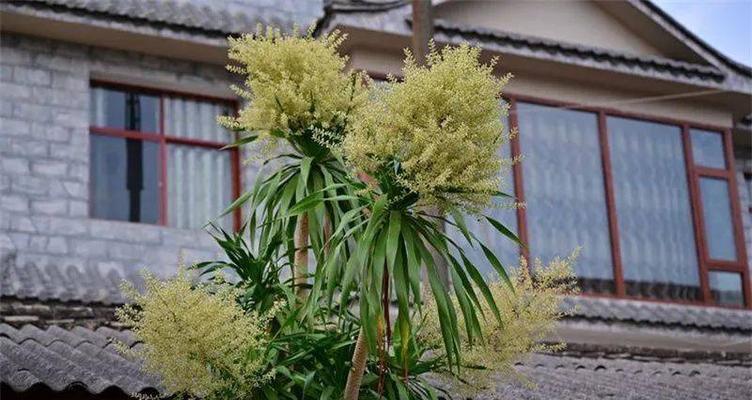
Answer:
294;213;309;301
344;327;368;400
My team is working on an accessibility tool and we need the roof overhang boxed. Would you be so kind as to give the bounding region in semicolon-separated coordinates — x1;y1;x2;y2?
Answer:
0;1;231;65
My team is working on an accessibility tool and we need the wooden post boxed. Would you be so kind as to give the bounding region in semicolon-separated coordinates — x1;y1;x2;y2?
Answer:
411;0;433;65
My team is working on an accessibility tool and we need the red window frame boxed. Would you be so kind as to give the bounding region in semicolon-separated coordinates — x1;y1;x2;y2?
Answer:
89;80;242;230
506;93;751;309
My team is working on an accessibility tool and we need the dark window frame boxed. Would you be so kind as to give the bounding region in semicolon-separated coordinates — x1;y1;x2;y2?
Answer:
89;80;242;230
507;94;750;309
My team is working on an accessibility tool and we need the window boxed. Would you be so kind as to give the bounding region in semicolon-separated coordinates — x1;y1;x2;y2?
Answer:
607;117;699;301
505;96;749;308
448;102;519;277
516;103;613;294
89;83;239;230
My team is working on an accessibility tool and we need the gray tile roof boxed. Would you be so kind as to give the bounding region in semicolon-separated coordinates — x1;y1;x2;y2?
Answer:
1;255;135;305
4;0;321;36
322;1;751;92
2;322;749;399
484;352;752;400
564;296;752;332
2;255;750;332
0;323;161;396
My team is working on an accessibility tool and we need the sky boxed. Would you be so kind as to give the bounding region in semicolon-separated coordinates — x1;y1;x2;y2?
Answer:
653;0;752;66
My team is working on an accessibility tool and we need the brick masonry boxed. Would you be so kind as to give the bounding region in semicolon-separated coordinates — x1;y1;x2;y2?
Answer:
0;32;257;280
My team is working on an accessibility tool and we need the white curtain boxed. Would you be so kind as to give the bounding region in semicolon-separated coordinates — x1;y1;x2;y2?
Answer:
518;102;614;293
164;96;234;230
167;144;233;230
164;96;232;142
607;116;700;300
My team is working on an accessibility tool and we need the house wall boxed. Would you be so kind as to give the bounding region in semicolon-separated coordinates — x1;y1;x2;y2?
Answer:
433;0;664;58
0;33;253;279
348;46;734;127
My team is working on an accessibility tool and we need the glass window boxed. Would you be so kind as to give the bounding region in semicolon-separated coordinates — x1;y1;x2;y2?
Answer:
90;87;159;132
699;178;737;260
709;271;744;307
518;103;613;294
167;144;233;230
449;106;518;278
164;97;233;142
690;129;726;169
607;117;700;301
90;84;237;229
90;134;160;223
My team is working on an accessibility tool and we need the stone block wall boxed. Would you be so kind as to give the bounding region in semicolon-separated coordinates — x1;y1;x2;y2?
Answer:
0;33;251;280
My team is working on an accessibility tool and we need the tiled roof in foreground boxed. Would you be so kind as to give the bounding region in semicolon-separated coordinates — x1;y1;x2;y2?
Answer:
2;322;750;399
486;353;752;400
0;323;160;397
2;255;751;331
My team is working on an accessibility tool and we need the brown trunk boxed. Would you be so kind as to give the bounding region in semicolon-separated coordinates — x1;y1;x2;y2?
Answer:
294;214;309;301
343;327;368;400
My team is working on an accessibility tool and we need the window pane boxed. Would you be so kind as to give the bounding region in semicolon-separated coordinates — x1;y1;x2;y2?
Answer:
709;271;744;307
607;117;699;301
691;129;725;169
90;134;160;223
448;109;518;278
136;94;160;133
518;103;613;294
90;87;126;129
699;178;737;260
164;97;233;142
90;88;160;132
167;144;233;230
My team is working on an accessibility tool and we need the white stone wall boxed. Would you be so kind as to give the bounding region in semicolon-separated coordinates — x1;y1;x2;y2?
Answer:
0;33;252;278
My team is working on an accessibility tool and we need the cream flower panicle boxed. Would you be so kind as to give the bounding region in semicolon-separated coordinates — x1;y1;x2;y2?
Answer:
344;43;513;212
116;270;275;399
418;249;580;394
221;24;368;154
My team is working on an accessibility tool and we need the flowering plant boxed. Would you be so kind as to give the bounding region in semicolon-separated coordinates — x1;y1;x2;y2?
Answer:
117;30;579;400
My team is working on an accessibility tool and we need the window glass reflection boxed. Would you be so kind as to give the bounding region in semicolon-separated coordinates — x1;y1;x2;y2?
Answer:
518;103;613;294
607;117;700;301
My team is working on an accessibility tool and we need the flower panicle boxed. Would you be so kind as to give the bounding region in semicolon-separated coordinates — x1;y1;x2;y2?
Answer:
221;25;368;156
116;269;273;400
344;43;513;213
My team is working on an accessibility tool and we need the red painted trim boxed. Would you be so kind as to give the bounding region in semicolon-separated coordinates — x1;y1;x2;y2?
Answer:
90;126;161;141
231;148;242;231
695;166;732;179
506;92;731;133
159;96;168;226
90;81;243;231
507;93;750;309
598;112;625;296
683;125;711;302
722;128;751;307
507;98;530;263
91;79;236;105
165;135;228;149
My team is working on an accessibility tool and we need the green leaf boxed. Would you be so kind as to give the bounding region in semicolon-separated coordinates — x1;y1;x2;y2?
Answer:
220;190;251;217
485;215;524;248
479;242;514;293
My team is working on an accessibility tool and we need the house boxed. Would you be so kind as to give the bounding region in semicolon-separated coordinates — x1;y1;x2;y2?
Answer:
1;0;750;399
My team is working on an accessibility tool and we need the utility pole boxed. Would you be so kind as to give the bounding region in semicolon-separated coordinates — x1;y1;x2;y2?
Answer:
412;0;451;289
412;0;433;65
